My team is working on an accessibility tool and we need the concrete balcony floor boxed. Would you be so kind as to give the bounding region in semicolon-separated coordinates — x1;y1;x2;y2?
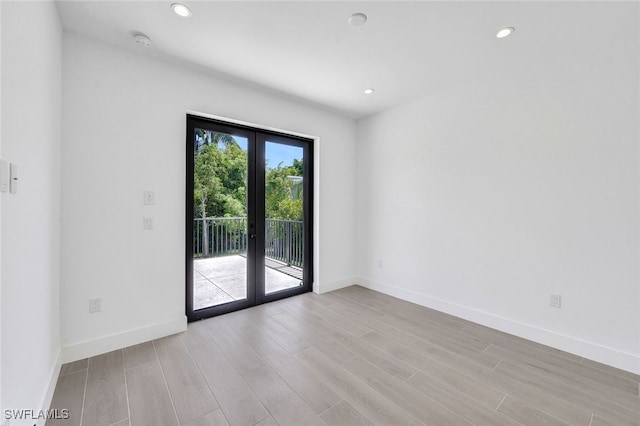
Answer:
193;254;302;310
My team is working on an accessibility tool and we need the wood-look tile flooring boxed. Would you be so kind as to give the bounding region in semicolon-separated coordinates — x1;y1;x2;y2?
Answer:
48;286;640;426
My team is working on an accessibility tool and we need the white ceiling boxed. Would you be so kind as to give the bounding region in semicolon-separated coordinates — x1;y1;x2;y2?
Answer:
55;1;633;119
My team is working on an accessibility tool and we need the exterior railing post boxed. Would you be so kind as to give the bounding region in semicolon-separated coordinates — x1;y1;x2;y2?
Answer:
202;218;209;257
286;220;292;266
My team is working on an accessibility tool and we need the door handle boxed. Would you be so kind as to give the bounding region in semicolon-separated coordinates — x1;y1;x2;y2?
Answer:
249;233;256;239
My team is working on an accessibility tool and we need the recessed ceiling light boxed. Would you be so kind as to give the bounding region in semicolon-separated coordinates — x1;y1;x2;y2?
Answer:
133;33;152;47
171;3;192;18
363;88;375;95
496;27;515;38
349;13;368;27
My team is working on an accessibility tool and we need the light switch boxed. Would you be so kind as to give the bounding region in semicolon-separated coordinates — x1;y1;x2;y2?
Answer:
143;217;154;230
9;163;18;194
144;190;155;205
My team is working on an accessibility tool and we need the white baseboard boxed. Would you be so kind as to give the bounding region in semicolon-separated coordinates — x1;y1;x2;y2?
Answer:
315;276;357;294
62;316;187;363
358;277;640;375
33;349;63;426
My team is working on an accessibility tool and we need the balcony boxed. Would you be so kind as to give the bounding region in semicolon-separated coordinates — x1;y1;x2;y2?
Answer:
193;217;304;310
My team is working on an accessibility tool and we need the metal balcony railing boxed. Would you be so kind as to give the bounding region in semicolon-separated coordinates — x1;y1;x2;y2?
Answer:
265;218;304;268
193;217;248;258
194;217;303;268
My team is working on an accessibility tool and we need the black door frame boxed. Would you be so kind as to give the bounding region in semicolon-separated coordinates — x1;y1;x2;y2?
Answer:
185;114;314;321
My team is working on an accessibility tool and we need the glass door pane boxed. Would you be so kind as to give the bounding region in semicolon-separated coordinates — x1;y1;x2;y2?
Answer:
192;128;250;310
264;141;305;295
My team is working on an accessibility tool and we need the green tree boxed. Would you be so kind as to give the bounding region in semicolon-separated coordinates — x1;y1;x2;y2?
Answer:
265;162;303;221
292;158;303;175
194;130;247;219
193;128;304;255
194;130;248;255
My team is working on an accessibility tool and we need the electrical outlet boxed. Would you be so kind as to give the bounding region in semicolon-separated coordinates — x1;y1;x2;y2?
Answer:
143;190;155;205
549;294;562;309
143;217;153;230
89;298;102;313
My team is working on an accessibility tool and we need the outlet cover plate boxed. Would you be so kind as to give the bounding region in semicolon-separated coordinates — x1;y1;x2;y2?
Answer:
89;298;102;313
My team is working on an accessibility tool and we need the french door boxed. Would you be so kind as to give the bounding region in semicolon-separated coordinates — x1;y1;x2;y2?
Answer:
186;115;313;321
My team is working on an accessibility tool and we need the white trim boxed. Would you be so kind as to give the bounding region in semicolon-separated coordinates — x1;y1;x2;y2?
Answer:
186;110;317;141
34;350;63;426
61;316;187;363
315;276;358;294
313;137;321;300
358;276;640;375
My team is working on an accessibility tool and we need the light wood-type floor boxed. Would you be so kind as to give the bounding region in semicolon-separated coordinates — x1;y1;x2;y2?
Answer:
48;286;640;426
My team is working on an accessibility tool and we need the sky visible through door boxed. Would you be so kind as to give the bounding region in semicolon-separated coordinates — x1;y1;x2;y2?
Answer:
231;135;301;168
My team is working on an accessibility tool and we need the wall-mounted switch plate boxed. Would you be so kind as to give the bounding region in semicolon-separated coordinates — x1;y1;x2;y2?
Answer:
0;159;9;193
550;294;562;308
143;217;154;230
9;163;18;194
89;298;102;313
143;190;155;205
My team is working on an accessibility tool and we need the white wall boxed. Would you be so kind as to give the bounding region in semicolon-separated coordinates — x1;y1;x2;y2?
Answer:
356;4;639;373
0;0;3;418
1;1;62;423
61;33;357;360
